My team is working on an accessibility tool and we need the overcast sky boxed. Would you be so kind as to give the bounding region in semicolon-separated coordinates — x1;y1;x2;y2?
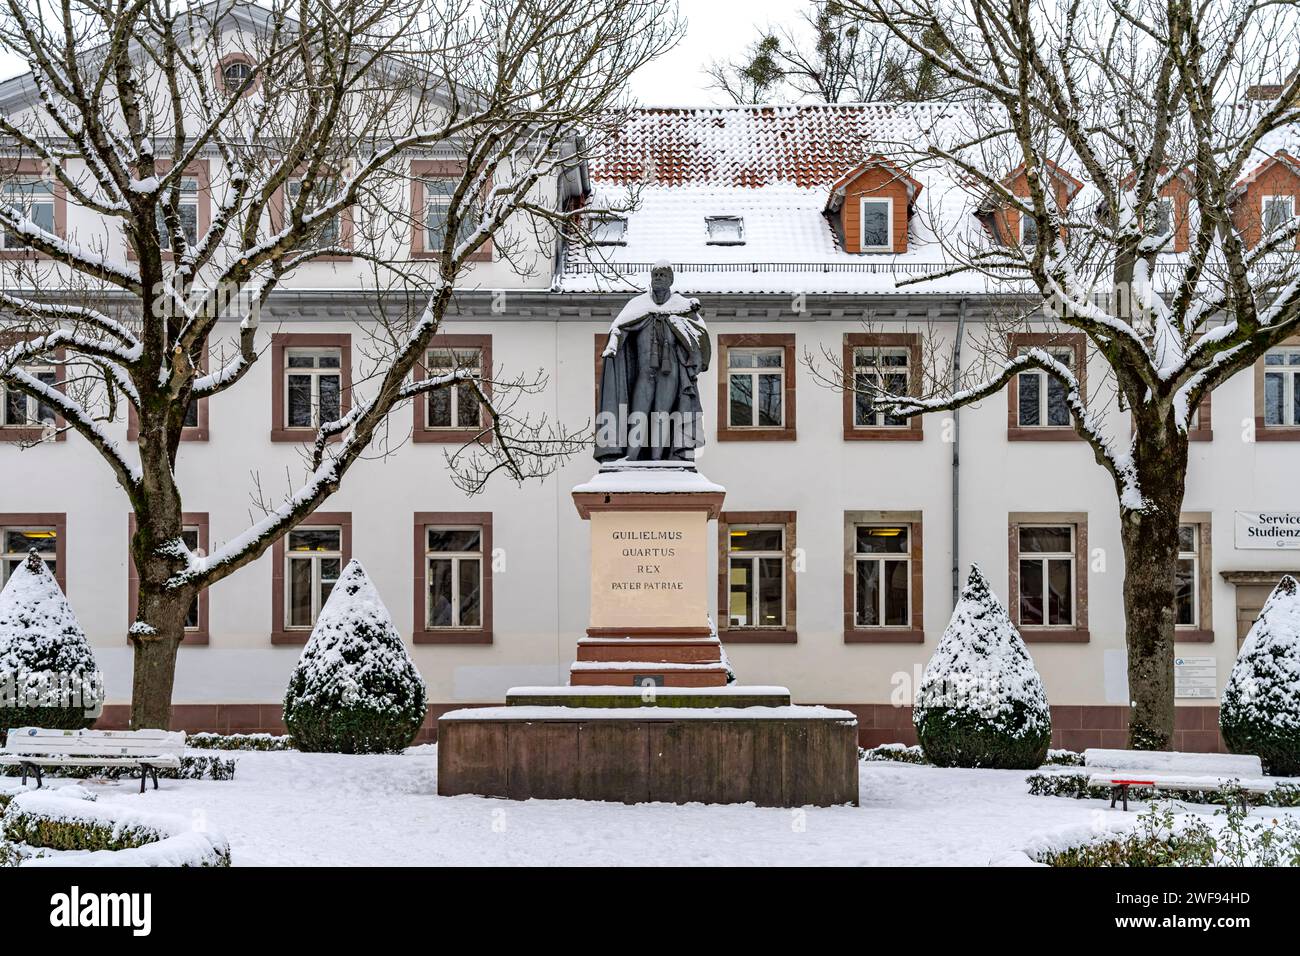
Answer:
0;0;806;104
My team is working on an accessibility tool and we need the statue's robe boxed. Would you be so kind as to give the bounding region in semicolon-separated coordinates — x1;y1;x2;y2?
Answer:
594;290;711;462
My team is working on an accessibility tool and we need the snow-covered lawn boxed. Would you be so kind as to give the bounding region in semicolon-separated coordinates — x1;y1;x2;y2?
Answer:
19;747;1289;866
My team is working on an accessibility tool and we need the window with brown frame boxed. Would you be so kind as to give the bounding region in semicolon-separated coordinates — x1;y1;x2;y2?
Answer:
128;513;209;644
0;514;65;593
0;335;66;443
409;160;493;262
1006;332;1086;441
271;513;352;644
0;161;66;259
413;512;493;644
268;169;353;260
1175;514;1214;642
1008;512;1090;642
1255;337;1300;440
717;511;796;643
215;54;260;97
270;333;351;442
127;319;208;442
842;333;923;441
125;161;211;261
843;510;924;643
716;334;796;442
412;334;492;444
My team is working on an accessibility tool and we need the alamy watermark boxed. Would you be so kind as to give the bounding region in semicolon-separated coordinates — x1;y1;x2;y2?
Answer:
0;668;105;718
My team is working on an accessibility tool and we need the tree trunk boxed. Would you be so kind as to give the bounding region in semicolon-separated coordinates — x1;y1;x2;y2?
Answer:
128;613;184;723
1120;439;1189;750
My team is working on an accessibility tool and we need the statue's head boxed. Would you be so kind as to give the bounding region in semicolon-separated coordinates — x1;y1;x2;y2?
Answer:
649;260;673;304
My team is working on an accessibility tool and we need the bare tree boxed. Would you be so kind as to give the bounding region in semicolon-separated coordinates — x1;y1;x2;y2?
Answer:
706;1;947;104
0;0;680;729
823;0;1300;748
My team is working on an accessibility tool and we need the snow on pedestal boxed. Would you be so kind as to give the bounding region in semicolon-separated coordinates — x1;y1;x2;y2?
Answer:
0;550;102;735
282;559;427;754
913;564;1052;769
1221;574;1300;775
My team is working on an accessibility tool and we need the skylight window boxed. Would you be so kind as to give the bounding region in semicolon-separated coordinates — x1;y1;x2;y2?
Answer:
590;215;627;245
705;216;744;245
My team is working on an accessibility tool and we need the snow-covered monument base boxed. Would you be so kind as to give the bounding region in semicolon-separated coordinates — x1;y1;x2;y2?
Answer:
436;462;859;807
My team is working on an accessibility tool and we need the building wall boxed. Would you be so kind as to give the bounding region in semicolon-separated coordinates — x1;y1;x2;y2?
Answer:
3;297;1297;745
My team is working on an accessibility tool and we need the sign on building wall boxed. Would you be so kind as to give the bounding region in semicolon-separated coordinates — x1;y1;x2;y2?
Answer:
1234;511;1300;549
1174;656;1217;700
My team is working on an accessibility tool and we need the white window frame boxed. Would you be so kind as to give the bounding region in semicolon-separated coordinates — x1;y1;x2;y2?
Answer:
1144;197;1174;243
727;525;786;628
0;177;55;250
858;196;894;253
424;347;483;430
284;527;341;630
1018;209;1041;247
1016;346;1075;428
1263;346;1300;426
705;216;745;246
283;347;342;429
1175;523;1199;629
425;527;483;629
1017;524;1076;627
1;525;58;586
423;177;477;251
726;347;785;429
1;363;57;428
853;346;911;428
853;524;911;628
221;59;255;93
1262;194;1296;236
287;176;341;247
181;526;203;631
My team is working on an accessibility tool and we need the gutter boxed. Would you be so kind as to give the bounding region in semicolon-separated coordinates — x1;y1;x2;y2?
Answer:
952;297;968;609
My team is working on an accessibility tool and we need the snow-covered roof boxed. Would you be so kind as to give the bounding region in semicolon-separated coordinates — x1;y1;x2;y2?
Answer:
560;102;1300;297
563;104;1031;296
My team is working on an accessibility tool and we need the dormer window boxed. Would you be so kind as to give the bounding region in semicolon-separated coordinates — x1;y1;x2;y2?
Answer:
1263;195;1296;235
590;215;627;245
705;216;744;245
859;198;893;252
1145;197;1174;238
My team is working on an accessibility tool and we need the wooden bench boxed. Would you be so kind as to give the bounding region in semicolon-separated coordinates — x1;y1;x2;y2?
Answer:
0;728;185;793
1083;748;1270;810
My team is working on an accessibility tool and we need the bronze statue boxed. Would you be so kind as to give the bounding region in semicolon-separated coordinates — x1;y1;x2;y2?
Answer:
594;262;711;462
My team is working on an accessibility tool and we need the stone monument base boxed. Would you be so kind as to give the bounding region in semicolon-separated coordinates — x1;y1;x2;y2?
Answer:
436;695;859;807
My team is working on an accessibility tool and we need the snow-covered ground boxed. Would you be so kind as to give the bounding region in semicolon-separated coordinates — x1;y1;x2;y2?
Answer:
17;747;1287;866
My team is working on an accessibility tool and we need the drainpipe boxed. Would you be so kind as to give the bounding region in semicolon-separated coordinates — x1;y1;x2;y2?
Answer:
952;298;969;609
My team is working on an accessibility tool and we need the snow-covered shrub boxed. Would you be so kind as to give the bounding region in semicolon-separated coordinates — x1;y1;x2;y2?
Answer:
1221;575;1300;775
186;732;294;751
0;754;236;782
2;790;230;866
1037;801;1300;867
913;565;1052;769
0;552;102;739
860;743;928;764
283;560;427;754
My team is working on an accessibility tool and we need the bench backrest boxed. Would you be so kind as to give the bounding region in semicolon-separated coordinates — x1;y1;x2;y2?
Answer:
1083;748;1263;777
1;727;186;758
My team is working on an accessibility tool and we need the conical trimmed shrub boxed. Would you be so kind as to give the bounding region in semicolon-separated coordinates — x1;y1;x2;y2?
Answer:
1221;575;1300;775
913;564;1052;768
283;559;427;754
0;551;103;738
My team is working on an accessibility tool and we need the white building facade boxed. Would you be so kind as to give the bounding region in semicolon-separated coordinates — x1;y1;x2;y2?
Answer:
3;96;1300;751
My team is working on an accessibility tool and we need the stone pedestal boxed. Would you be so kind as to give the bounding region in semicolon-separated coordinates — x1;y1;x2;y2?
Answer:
569;462;727;687
434;460;861;807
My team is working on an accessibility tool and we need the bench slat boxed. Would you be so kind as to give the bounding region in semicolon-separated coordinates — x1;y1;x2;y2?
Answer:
0;754;182;768
1087;772;1273;793
2;728;186;759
